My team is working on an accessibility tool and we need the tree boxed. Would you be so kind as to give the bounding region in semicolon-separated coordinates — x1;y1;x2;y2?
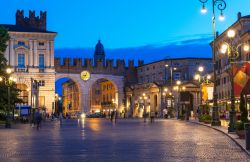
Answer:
0;26;22;119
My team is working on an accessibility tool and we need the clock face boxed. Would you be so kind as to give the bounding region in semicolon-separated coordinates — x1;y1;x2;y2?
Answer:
80;70;90;81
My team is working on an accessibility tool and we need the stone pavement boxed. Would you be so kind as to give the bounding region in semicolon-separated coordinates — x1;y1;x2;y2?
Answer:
0;119;249;162
189;119;250;156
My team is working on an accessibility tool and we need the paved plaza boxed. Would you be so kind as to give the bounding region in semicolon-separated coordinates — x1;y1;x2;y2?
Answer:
0;119;249;162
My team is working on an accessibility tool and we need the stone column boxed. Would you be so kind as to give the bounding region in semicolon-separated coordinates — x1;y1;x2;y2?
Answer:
10;39;15;66
46;41;50;67
33;40;38;67
50;41;54;67
29;40;33;67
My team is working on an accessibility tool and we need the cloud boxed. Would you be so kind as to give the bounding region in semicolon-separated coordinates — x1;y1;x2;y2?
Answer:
55;34;212;64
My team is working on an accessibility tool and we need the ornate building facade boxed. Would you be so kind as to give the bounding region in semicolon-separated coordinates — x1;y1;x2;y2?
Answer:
1;10;57;113
212;13;250;119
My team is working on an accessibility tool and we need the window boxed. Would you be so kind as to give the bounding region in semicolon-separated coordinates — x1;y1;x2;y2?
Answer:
173;72;181;80
39;54;45;68
18;41;25;46
39;96;45;107
39;42;44;46
18;53;25;67
39;80;45;86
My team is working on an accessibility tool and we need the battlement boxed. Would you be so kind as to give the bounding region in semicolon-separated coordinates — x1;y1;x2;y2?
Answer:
16;10;46;30
54;57;143;74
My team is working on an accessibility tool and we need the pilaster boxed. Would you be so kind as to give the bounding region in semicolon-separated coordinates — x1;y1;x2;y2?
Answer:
10;39;15;66
50;40;54;67
29;40;33;67
34;40;38;67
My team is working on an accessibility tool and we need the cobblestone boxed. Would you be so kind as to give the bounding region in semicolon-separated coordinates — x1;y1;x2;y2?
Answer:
0;119;249;162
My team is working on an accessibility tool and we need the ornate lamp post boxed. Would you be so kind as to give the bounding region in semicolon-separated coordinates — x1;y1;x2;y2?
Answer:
0;68;17;128
198;0;227;126
194;66;211;106
219;29;250;132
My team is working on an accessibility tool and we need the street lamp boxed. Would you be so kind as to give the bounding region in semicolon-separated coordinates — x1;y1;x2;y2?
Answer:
219;29;250;132
198;0;227;126
0;68;17;128
194;66;212;112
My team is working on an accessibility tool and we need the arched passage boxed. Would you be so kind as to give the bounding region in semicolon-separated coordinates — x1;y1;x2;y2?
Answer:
55;76;81;116
55;73;124;113
89;78;119;115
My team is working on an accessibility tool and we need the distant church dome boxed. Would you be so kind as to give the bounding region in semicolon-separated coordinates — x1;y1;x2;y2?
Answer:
94;40;105;56
94;40;105;66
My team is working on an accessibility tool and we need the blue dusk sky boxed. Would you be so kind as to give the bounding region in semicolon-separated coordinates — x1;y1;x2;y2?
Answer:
1;0;250;63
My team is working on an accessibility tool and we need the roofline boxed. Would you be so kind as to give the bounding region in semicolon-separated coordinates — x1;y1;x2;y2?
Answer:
137;57;212;67
8;31;57;35
0;24;57;34
210;16;250;45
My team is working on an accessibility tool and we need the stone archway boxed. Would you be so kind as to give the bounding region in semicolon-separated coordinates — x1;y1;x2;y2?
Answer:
55;73;124;113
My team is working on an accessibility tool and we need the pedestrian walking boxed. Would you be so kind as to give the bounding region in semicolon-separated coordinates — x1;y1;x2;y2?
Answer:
150;112;155;123
111;111;114;122
59;112;63;125
34;109;42;130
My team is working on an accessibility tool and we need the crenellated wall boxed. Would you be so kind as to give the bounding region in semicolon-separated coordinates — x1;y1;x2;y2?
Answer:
16;10;47;31
55;58;143;84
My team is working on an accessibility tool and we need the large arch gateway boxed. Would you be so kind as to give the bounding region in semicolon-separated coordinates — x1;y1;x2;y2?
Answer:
55;73;124;113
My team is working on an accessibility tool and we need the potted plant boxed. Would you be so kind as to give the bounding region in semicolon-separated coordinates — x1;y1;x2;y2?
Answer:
235;121;245;139
235;93;249;139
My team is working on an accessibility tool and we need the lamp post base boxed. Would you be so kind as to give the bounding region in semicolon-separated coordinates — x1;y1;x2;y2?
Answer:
211;106;221;126
228;110;236;132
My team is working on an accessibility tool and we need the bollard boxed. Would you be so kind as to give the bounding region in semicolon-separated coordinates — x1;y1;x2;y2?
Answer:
244;123;250;150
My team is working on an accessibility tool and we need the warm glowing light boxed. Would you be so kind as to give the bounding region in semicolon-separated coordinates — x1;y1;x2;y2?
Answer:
176;80;181;85
207;75;211;80
169;92;172;95
55;93;58;97
227;29;236;38
182;86;186;90
26;88;30;91
142;93;145;96
13;78;17;82
221;43;228;50
6;68;11;74
201;5;207;14
139;97;142;100
173;67;177;70
9;77;13;81
0;77;2;82
219;13;225;21
173;86;179;90
162;92;166;96
81;113;86;119
220;48;227;54
164;88;168;92
198;66;204;72
194;74;200;80
244;44;250;52
165;64;169;67
144;96;148;100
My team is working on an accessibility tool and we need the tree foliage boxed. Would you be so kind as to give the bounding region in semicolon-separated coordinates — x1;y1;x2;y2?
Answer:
0;26;22;117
